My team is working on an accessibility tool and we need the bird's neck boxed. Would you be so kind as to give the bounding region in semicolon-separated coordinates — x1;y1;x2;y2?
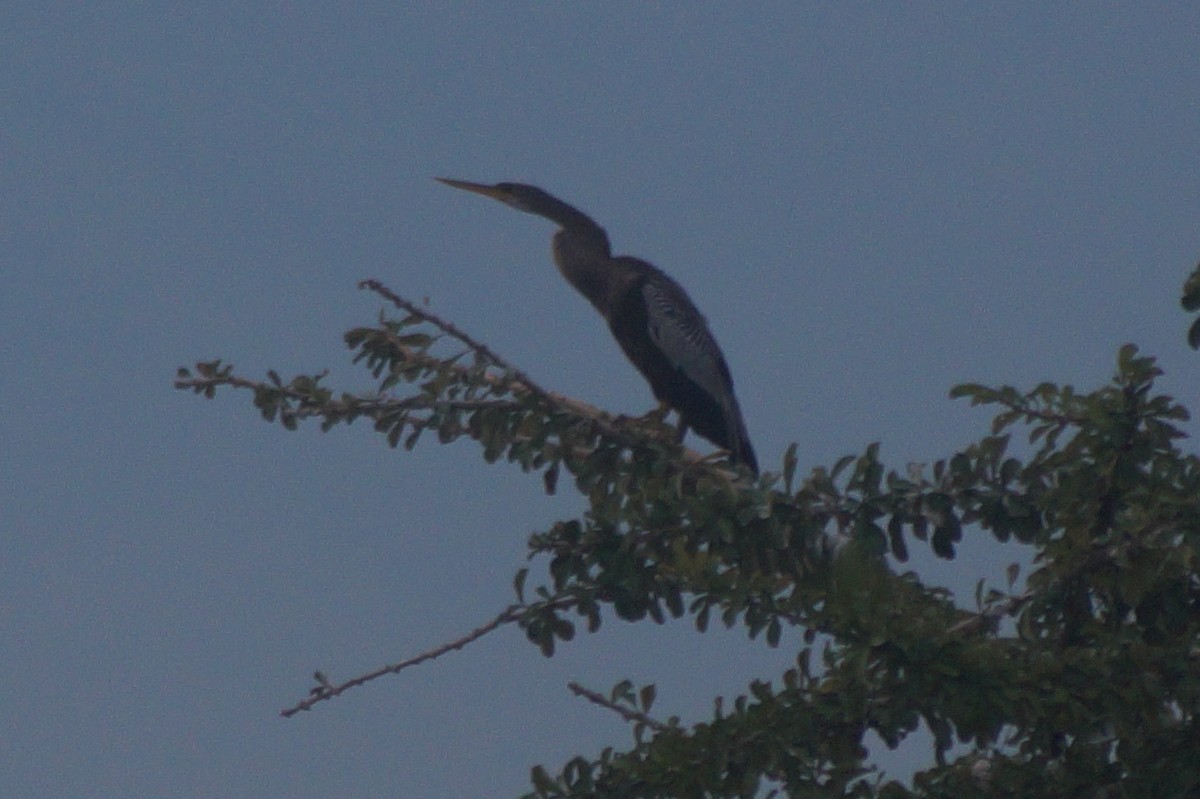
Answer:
552;227;634;315
553;217;610;255
534;194;603;233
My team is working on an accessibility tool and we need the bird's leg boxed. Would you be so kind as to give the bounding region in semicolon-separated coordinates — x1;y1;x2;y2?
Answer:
618;400;671;427
640;401;687;443
641;400;672;426
617;401;685;446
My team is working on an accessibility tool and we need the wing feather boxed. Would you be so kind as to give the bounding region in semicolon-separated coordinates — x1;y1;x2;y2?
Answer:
641;278;732;404
603;257;757;472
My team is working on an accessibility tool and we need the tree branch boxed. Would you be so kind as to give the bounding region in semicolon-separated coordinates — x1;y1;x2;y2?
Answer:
567;681;669;732
281;604;523;717
359;278;556;404
357;280;736;472
177;281;734;474
947;589;1034;635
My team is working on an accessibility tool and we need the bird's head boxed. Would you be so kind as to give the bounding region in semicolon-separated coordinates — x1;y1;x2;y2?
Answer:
436;177;598;231
435;178;551;214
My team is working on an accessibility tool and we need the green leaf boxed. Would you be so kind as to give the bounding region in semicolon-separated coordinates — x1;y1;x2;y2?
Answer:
695;603;710;633
1006;562;1020;589
1117;342;1139;373
766;617;782;647
403;427;422;450
782;442;799;492
1181;262;1200;310
887;515;909;562
530;765;556;795
830;454;856;481
948;382;987;400
639;684;656;713
542;462;560;495
552;618;575;642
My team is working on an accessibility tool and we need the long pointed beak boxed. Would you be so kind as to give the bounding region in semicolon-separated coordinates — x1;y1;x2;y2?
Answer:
435;177;509;202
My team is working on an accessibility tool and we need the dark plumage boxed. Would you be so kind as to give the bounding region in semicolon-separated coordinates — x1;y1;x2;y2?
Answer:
437;178;758;474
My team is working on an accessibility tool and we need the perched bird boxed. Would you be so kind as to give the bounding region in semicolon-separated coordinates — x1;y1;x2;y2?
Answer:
437;178;758;474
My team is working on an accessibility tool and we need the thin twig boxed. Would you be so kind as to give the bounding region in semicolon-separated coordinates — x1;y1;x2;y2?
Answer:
947;589;1033;635
173;371;517;417
281;604;523;717
174;363;644;462
992;396;1084;428
359;279;555;404
567;681;669;732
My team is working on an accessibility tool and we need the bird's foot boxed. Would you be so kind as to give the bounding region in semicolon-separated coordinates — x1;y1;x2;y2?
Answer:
615;403;689;446
638;401;672;425
616;402;671;428
693;449;734;468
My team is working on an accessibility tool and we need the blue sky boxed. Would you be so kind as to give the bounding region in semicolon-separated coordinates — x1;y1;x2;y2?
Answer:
3;5;1199;797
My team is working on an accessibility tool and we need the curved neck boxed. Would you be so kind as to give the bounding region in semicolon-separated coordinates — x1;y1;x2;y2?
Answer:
541;195;612;265
552;229;636;315
529;192;601;232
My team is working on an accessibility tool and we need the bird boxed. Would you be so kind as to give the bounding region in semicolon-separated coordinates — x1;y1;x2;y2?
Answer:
437;177;758;474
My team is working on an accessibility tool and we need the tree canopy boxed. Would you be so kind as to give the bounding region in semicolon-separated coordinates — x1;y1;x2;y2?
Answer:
176;266;1200;798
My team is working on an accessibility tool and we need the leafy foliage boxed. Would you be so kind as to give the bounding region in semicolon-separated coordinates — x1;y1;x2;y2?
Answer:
177;279;1200;797
1183;260;1200;350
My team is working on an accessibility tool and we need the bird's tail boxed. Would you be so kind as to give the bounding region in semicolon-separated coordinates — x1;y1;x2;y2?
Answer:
725;400;758;475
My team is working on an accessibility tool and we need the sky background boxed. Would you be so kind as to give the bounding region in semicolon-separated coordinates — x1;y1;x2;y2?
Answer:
3;4;1199;798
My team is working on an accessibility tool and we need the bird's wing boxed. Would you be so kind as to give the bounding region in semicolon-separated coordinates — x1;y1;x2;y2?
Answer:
632;265;757;472
641;275;735;405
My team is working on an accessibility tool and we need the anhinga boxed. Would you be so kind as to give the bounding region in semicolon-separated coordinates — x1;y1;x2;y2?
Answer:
437;178;759;474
